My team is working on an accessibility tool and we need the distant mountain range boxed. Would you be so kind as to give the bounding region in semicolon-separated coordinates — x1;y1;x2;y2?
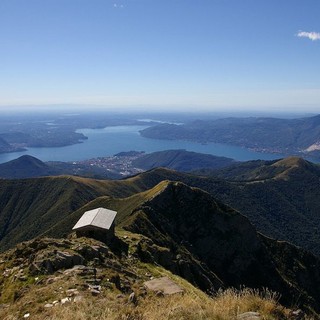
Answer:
140;114;320;158
0;150;235;180
132;149;235;171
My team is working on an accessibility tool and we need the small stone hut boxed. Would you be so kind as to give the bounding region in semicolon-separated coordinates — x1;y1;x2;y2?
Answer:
72;207;117;243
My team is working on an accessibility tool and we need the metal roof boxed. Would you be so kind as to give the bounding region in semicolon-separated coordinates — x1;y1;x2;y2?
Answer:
72;207;117;231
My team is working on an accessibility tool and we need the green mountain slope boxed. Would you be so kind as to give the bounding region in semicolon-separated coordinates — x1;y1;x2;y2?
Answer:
0;171;174;251
207;156;320;181
0;176;114;251
196;157;320;255
123;160;320;257
1;156;320;258
45;181;320;313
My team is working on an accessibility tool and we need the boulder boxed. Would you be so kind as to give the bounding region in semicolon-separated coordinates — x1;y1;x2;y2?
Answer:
144;277;184;295
60;297;71;304
33;251;84;274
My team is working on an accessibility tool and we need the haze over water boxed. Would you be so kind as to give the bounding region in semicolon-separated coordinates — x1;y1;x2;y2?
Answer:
0;125;286;164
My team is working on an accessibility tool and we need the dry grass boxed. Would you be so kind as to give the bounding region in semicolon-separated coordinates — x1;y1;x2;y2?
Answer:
1;286;290;320
210;287;285;319
0;236;306;319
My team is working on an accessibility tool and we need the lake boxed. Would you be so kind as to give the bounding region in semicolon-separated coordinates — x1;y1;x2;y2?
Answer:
0;125;287;164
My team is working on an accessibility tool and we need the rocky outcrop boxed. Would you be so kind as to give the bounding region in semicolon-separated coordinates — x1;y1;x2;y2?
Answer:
9;238;114;275
31;250;84;274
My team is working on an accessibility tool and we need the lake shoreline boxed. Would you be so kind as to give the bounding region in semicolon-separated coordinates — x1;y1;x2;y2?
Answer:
0;124;308;164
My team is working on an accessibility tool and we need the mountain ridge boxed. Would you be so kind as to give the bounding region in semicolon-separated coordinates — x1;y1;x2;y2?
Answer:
1;156;320;258
37;181;320;313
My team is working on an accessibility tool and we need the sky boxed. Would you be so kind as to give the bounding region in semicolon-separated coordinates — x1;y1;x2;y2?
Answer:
0;0;320;113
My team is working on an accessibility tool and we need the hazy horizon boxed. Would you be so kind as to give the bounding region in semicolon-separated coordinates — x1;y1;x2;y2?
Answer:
0;104;318;118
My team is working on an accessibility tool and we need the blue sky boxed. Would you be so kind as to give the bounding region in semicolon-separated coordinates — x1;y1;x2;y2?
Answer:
0;0;319;112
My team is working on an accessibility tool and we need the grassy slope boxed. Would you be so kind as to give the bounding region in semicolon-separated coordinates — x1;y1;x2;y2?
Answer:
0;170;173;250
0;236;291;320
0;176;112;251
